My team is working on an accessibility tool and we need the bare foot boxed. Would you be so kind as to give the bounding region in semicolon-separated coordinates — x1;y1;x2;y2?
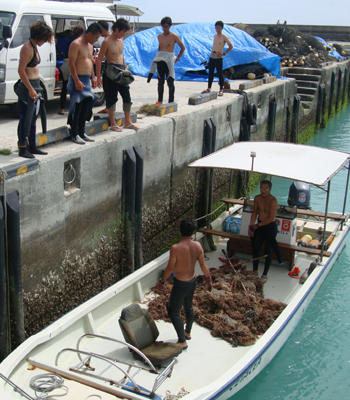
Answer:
184;332;191;340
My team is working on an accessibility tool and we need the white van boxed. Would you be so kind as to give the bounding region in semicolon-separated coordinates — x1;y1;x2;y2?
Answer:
0;0;115;114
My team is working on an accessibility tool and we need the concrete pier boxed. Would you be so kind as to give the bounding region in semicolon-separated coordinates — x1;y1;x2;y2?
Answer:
1;59;349;335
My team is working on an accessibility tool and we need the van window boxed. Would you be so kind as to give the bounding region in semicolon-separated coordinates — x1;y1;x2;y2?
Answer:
52;17;84;35
0;11;16;45
10;14;44;48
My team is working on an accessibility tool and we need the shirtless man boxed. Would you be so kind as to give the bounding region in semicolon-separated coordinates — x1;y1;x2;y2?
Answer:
68;23;102;144
202;21;233;97
249;180;278;282
157;218;212;349
96;18;139;131
96;20;111;115
147;16;185;105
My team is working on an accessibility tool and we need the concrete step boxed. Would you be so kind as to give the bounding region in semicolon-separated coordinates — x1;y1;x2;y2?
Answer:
287;73;321;81
288;67;322;75
297;87;317;95
296;80;319;88
299;94;315;102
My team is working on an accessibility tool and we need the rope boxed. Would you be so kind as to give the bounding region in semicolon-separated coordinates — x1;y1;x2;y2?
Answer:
195;203;225;222
29;374;68;399
163;387;190;400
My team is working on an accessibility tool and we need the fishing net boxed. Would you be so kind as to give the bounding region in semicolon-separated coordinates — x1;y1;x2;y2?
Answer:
147;259;286;347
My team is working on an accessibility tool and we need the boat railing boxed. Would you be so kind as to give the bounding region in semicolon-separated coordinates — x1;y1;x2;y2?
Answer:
76;333;157;372
54;335;178;398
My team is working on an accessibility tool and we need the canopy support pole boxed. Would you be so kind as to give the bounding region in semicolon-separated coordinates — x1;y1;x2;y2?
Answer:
341;161;350;228
320;181;331;262
192;168;198;218
227;170;234;211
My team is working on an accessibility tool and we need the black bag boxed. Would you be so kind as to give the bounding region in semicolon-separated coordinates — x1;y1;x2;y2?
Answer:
106;64;134;86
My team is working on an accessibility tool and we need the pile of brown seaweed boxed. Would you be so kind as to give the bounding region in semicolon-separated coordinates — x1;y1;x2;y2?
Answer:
148;259;286;347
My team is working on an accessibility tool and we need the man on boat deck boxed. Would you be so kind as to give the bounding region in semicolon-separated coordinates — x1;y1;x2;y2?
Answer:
157;218;213;349
248;180;279;283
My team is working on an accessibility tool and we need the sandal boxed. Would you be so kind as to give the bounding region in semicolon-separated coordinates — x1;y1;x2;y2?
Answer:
124;123;140;131
201;88;211;94
109;125;122;132
218;90;224;97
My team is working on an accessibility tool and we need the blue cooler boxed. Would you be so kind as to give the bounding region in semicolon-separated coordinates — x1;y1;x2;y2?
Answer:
225;216;241;235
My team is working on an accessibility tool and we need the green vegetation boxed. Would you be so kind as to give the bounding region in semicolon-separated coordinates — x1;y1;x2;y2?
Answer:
0;148;11;155
137;103;161;116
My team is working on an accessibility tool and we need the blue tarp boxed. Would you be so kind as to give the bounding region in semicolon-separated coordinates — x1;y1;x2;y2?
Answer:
124;22;281;81
315;36;344;60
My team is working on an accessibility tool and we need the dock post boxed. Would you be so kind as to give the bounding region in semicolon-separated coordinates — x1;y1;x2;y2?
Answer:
122;148;136;273
133;145;144;270
328;71;335;118
0;195;10;361
6;190;25;349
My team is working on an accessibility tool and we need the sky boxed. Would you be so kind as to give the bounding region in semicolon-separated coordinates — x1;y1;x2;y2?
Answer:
127;0;349;26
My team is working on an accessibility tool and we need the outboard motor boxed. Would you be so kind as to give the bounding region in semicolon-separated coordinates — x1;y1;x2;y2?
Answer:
288;181;311;209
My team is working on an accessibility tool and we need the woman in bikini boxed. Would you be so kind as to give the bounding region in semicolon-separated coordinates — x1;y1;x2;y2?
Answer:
16;21;54;158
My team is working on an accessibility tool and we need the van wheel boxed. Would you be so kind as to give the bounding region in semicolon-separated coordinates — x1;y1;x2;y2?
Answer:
94;92;105;107
9;102;19;118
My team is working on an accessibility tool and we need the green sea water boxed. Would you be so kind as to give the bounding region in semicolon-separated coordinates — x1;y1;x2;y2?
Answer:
233;105;350;399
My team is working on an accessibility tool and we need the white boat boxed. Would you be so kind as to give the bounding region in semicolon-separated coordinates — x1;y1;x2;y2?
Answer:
1;142;350;400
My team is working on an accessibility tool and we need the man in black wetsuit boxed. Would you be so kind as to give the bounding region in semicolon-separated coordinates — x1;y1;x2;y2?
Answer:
248;180;280;283
157;218;212;350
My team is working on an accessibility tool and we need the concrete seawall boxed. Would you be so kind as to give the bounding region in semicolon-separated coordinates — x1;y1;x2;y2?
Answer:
1;59;350;335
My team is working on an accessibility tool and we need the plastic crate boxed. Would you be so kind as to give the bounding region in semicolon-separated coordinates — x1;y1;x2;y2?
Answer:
225;216;241;235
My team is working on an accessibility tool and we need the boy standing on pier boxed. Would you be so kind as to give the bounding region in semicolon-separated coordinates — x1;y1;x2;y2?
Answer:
202;21;233;97
96;18;139;131
147;16;185;105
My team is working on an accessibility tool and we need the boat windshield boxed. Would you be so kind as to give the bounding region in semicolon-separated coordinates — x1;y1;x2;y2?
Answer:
0;11;16;46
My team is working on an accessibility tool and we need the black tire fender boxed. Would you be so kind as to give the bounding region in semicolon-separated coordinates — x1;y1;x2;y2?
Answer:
246;102;257;126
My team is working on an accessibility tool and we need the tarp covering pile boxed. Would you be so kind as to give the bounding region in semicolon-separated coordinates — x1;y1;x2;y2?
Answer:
147;259;286;347
251;25;344;68
315;36;344;60
124;22;281;81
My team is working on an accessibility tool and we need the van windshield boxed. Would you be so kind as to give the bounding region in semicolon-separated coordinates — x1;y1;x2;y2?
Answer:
0;11;16;45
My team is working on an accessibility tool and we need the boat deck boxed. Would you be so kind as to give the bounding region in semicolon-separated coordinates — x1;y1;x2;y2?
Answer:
2;215;345;400
11;238;310;400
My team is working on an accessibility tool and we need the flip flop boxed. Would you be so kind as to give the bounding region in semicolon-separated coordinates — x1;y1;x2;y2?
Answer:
218;90;224;97
124;123;140;131
201;89;211;94
109;125;122;132
57;111;65;115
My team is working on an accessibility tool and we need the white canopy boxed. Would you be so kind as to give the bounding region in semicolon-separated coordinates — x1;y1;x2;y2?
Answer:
188;142;350;186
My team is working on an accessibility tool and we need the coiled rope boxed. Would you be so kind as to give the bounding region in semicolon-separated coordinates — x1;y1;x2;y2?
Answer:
29;374;68;399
